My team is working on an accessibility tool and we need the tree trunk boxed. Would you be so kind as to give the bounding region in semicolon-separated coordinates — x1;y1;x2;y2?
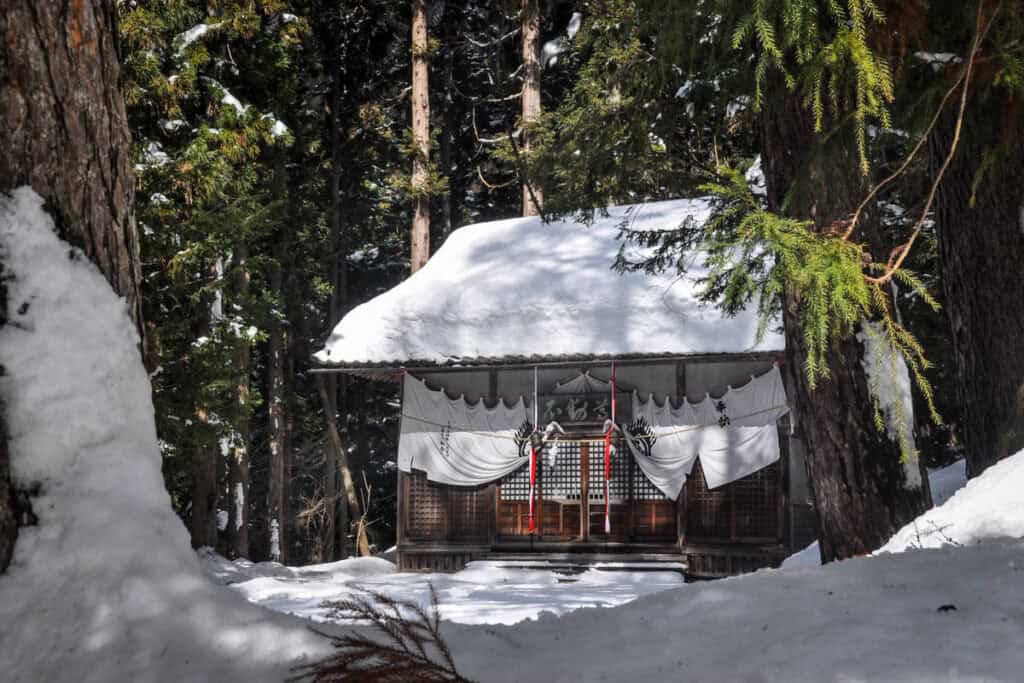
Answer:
0;0;141;327
189;432;219;549
761;83;929;562
411;0;431;272
226;245;251;558
267;292;287;563
931;104;1024;478
521;0;543;217
0;0;139;571
0;0;140;322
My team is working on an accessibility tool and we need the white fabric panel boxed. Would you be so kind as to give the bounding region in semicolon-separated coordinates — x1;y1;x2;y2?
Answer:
398;373;529;486
627;365;789;498
694;425;782;490
625;399;702;501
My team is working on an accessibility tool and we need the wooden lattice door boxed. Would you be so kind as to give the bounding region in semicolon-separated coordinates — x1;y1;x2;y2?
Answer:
497;435;676;542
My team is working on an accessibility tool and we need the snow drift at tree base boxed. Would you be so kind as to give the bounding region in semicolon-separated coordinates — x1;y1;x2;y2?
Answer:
0;189;328;683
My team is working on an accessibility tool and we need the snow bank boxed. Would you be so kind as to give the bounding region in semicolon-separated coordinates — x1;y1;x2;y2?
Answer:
881;450;1024;553
450;541;1024;682
317;199;784;365
0;189;328;683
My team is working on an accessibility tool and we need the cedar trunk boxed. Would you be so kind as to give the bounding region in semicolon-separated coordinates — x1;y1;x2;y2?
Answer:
410;0;431;272
267;295;287;562
761;84;929;562
521;0;543;216
226;246;251;558
0;0;139;572
931;108;1024;477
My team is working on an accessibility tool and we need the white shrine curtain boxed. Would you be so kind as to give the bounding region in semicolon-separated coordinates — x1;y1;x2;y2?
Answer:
624;364;789;499
397;365;789;495
398;373;530;485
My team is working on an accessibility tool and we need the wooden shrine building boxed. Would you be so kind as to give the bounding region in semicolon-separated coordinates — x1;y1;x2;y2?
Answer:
315;200;817;578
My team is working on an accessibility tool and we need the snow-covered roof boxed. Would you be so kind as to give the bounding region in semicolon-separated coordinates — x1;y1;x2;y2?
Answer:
315;199;784;368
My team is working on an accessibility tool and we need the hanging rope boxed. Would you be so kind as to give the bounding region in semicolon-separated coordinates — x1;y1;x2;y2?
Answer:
602;362;617;534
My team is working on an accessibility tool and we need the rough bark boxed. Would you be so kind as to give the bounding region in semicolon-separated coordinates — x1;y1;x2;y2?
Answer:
931;105;1024;477
521;0;543;217
761;84;929;562
0;0;139;572
410;0;431;272
0;0;141;327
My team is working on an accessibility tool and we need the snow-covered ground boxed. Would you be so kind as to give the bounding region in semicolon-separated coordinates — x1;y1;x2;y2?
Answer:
446;453;1024;682
451;539;1024;682
202;551;685;626
198;454;1024;682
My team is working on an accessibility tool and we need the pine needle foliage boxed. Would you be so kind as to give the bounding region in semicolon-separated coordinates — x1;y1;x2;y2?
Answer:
732;0;895;173
291;585;474;683
615;164;940;459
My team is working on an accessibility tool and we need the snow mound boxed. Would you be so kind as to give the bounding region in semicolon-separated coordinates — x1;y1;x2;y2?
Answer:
449;541;1024;682
201;549;397;585
881;450;1024;553
316;199;785;365
0;188;327;683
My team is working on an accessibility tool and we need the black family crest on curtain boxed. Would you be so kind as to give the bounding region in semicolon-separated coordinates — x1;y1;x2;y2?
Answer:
625;417;657;458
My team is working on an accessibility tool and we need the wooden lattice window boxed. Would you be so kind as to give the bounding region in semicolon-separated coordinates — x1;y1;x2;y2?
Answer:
449;486;488;540
544;441;582;501
407;470;447;540
686;460;732;538
685;458;780;542
629;457;669;501
733;463;779;538
587;438;631;503
499;461;533;501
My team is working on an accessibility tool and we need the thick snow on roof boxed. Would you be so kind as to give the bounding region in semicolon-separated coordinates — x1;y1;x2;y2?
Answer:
316;199;784;366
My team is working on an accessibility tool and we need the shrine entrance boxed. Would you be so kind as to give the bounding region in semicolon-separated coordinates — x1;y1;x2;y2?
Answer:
496;433;678;544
